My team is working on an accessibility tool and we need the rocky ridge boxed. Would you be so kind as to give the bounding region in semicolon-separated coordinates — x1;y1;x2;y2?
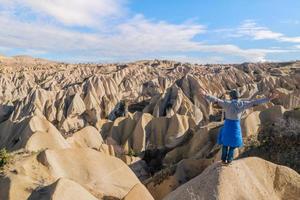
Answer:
0;56;299;200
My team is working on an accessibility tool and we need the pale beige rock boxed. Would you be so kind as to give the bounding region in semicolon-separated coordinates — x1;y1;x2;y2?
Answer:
109;115;137;146
149;117;169;148
1;58;300;200
123;183;154;200
120;155;141;165
0;151;55;200
37;148;141;198
0;148;151;200
99;143;116;156
0;116;70;151
60;116;85;133
163;157;300;200
165;114;196;148
99;113;196;154
259;105;286;124
67;93;86;118
150;84;203;124
241;111;261;137
84;90;101;115
132;113;153;153
28;178;98;200
66;126;103;149
163;123;221;165
45;100;57;122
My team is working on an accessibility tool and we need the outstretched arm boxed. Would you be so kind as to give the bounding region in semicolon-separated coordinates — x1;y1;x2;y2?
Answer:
199;88;228;108
242;98;269;109
242;91;280;109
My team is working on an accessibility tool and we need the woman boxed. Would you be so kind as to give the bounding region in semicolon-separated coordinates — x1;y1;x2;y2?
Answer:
199;89;279;164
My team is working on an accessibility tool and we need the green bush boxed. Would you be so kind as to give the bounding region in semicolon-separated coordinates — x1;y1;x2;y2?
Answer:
0;148;10;168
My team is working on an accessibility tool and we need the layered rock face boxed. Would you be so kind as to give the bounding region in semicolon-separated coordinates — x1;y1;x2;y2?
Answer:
0;56;299;200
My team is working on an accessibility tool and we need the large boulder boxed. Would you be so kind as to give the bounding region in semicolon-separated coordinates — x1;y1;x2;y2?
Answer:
163;157;300;200
108;114;137;147
0;116;70;151
66;126;103;149
0;148;153;200
28;178;98;200
37;148;140;198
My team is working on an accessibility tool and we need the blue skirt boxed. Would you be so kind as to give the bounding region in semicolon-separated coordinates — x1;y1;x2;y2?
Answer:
218;119;243;147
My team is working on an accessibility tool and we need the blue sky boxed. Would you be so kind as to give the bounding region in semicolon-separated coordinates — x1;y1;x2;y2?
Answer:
0;0;300;63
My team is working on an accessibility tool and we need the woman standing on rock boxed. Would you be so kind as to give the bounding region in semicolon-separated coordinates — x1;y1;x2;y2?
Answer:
199;89;279;164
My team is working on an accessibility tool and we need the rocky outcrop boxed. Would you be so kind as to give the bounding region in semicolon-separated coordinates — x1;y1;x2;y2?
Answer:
163;157;300;200
0;57;300;200
0;148;153;200
66;126;103;149
28;178;98;200
146;158;212;200
144;84;203;124
100;113;196;155
0;116;70;152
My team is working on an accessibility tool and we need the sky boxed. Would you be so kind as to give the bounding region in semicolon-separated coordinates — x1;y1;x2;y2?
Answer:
0;0;300;64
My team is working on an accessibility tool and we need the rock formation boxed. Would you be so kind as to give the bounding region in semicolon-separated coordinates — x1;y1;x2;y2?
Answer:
0;56;299;199
163;157;300;200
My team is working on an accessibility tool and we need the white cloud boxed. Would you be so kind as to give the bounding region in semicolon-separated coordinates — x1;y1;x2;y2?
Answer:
0;12;206;57
0;3;297;63
280;37;300;43
111;15;206;53
237;20;300;43
238;21;283;40
0;0;126;26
